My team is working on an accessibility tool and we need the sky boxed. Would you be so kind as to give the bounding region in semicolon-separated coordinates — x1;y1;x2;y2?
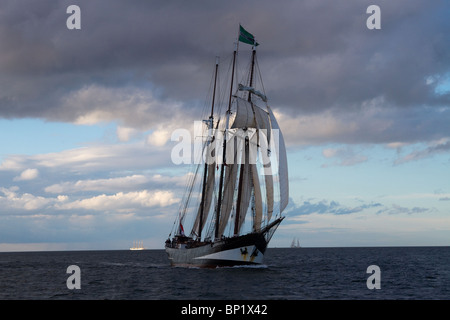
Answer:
0;0;449;251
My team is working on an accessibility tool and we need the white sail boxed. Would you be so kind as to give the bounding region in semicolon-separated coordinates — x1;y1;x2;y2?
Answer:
218;136;239;237
251;163;263;231
267;107;289;213
235;134;252;235
256;129;274;221
264;164;274;221
192;138;216;236
231;97;271;131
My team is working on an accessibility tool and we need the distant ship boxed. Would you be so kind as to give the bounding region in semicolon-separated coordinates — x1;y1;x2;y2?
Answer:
291;238;301;248
130;240;144;251
165;25;289;267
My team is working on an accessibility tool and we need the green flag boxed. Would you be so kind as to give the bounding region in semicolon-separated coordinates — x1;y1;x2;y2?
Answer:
239;25;259;47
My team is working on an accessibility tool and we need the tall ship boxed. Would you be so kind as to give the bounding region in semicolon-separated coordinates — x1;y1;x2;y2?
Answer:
291;238;301;248
165;25;289;267
130;240;144;251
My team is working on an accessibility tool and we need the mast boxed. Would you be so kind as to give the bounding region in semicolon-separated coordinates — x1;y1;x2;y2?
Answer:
234;47;256;236
198;58;219;240
234;135;250;235
215;49;236;240
247;49;256;102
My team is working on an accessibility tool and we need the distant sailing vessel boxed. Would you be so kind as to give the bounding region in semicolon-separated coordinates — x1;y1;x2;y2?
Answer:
165;25;289;267
291;238;301;248
130;240;144;251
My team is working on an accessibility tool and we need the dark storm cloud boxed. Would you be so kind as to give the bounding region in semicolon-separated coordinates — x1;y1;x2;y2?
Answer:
1;0;450;143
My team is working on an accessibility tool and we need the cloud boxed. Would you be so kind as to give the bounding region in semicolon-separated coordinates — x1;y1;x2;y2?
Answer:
147;129;172;147
321;147;368;167
44;175;150;194
0;186;179;214
286;198;436;224
276;103;450;146
287;198;383;216
44;173;188;194
1;1;450;250
376;204;436;215
0;0;449;147
116;126;139;142
0;141;173;174
13;168;39;181
56;190;179;212
59;84;190;130
394;138;450;164
0;186;65;211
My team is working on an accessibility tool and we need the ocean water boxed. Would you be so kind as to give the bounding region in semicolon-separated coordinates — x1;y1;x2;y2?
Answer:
0;247;448;300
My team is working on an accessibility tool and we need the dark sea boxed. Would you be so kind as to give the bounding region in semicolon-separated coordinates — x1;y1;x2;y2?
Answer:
0;247;449;301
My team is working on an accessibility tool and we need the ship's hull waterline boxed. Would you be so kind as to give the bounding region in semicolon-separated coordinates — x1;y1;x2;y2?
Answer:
165;218;283;268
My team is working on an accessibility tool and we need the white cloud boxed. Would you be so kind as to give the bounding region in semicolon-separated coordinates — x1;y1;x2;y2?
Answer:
147;129;171;147
44;174;189;194
0;157;26;171
146;120;197;147
321;147;368;167
0;141;173;175
0;186;64;211
13;168;39;181
0;185;179;214
45;175;150;194
57;190;179;212
116;126;139;142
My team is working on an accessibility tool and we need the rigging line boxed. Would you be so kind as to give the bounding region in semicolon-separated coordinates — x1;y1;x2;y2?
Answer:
255;55;267;97
214;53;231;124
179;156;203;227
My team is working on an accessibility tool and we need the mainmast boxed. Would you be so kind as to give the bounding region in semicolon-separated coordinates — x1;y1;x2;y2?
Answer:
198;58;219;240
234;46;256;236
247;49;256;102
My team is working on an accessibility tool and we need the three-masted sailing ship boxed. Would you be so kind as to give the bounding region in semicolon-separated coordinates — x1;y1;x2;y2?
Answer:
165;25;289;267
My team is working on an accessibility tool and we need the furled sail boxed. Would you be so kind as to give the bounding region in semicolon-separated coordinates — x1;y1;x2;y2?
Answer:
238;83;268;102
